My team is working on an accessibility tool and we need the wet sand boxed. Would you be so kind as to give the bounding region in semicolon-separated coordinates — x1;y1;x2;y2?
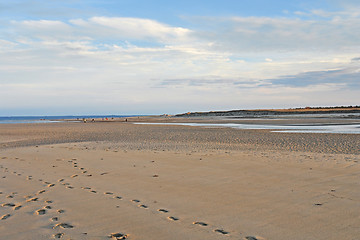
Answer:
0;118;359;240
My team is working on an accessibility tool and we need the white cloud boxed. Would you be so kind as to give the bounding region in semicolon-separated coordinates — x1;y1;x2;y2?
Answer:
89;17;190;41
10;20;73;40
19;19;68;29
68;17;192;44
9;17;192;45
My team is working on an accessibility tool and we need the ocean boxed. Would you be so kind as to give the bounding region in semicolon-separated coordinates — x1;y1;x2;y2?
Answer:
0;115;136;124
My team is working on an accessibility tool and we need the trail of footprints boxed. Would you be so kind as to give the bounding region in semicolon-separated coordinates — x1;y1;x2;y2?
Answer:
0;162;76;239
1;156;265;240
0;187;74;239
60;160;237;238
77;186;237;237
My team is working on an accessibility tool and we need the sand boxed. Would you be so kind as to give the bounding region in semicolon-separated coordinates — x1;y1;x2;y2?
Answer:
0;119;359;240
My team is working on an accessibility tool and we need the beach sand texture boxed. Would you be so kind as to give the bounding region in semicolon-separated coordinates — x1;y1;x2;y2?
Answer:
0;120;359;240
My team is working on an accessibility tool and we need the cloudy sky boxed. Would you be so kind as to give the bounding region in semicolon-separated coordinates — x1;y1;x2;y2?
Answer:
1;0;360;115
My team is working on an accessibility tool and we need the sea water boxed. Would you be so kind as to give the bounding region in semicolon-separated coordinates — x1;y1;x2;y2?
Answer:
0;115;135;124
134;122;360;134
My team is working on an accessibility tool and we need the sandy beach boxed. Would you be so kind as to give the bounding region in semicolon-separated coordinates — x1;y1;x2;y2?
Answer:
1;118;360;240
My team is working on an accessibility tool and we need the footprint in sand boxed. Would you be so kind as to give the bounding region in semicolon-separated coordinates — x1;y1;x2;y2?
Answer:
53;233;64;239
244;237;265;240
48;184;55;188
108;232;128;239
138;204;148;209
66;186;74;189
168;216;179;221
36;209;46;215
131;199;140;203
214;229;229;235
71;174;78;178
193;221;208;227
2;203;15;207
57;209;65;213
104;192;114;195
45;200;53;203
44;206;52;209
26;197;39;202
53;223;74;229
13;205;22;210
6;195;14;198
38;190;46;194
1;214;11;220
51;217;59;221
157;209;169;213
90;190;97;193
81;187;91;190
113;196;122;200
58;179;64;182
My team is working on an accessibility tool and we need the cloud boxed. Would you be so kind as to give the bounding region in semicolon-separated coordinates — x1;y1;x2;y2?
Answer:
10;19;76;41
157;76;263;89
156;61;360;96
0;39;17;49
1;8;360;114
191;12;360;53
268;65;360;88
74;17;191;42
9;17;192;44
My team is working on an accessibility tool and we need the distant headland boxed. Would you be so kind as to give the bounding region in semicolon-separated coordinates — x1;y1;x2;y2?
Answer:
175;106;360;117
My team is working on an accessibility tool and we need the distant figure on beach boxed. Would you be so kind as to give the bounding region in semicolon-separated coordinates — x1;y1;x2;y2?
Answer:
125;119;128;122
83;118;86;123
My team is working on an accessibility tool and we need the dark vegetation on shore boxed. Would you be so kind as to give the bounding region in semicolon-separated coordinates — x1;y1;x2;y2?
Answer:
175;106;360;117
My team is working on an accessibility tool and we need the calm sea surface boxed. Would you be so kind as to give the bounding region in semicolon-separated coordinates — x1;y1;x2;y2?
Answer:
0;115;135;124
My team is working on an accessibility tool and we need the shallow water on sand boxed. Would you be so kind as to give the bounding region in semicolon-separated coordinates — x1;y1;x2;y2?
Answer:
134;122;360;134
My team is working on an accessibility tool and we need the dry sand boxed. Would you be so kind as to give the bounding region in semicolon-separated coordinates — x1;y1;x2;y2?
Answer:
0;119;359;240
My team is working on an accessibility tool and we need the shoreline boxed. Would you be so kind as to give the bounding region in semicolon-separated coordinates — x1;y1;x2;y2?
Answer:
0;119;360;154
